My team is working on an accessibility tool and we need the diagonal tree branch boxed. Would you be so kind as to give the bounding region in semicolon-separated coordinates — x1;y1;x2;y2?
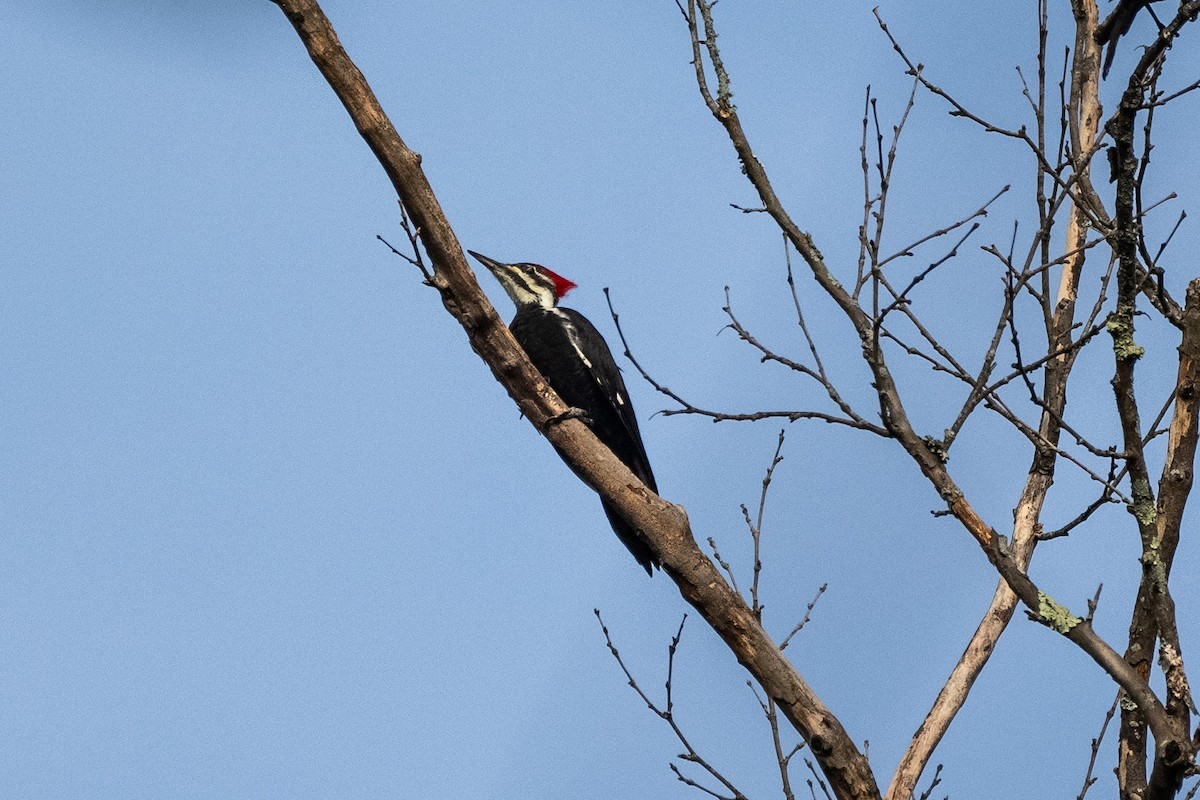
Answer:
1103;4;1200;796
679;2;1187;797
271;2;881;799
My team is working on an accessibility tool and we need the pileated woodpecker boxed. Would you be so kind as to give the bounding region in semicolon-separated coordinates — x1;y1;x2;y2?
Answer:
468;250;659;575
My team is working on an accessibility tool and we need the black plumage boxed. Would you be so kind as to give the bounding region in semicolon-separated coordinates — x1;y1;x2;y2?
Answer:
469;250;659;575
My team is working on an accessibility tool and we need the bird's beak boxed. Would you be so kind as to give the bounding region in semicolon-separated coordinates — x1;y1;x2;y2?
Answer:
467;250;506;275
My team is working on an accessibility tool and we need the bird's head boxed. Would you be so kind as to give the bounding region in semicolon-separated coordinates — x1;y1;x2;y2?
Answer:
469;250;577;311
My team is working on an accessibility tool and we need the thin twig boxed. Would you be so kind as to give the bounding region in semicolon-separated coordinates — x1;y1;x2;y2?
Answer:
709;536;742;600
595;610;749;800
749;681;802;800
605;288;889;434
747;430;787;617
780;584;828;651
1076;697;1119;800
377;201;433;282
917;764;944;800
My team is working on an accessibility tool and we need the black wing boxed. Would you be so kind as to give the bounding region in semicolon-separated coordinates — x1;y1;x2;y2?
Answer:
556;307;657;493
509;306;659;574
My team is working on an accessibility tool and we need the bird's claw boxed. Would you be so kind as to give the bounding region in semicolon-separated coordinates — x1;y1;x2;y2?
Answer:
546;407;593;428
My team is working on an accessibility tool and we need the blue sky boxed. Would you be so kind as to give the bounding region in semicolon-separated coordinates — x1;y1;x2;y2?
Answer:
3;2;1199;798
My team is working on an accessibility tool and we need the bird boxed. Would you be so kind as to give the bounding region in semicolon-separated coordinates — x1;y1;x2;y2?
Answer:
468;250;659;575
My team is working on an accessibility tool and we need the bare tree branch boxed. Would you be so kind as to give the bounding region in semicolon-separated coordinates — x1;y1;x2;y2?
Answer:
605;288;890;435
1104;4;1200;793
681;3;1196;797
596;612;750;800
272;4;886;799
1077;698;1120;800
272;1;1200;797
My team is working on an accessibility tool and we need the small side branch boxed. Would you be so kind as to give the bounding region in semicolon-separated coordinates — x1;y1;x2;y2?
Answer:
595;611;749;800
605;288;889;435
377;201;433;282
1076;698;1119;800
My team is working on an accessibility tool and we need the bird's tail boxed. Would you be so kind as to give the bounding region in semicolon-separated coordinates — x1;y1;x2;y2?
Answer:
601;499;658;577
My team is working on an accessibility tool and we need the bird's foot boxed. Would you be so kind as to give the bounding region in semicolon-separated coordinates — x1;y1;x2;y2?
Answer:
545;407;593;428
